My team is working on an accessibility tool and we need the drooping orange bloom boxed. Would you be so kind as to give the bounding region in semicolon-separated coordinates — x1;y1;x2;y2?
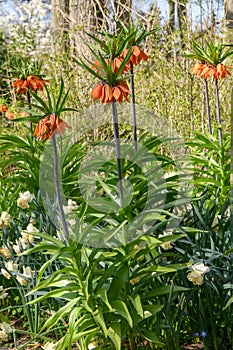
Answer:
13;79;28;94
108;57;130;74
190;62;232;80
91;80;130;103
92;57;130;75
214;63;231;79
0;105;8;112
13;75;49;94
26;75;49;91
5;111;15;119
19;111;30;118
112;80;130;102
33;113;71;141
190;62;205;76
121;45;149;66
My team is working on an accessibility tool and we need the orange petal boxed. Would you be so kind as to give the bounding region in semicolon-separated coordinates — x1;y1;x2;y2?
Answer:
112;86;121;101
216;63;231;79
133;46;141;57
190;63;203;75
91;84;103;100
0;105;8;112
118;80;130;93
104;84;113;103
19;111;30;117
101;84;106;103
5;111;15;119
139;51;149;62
33;123;40;137
122;90;130;102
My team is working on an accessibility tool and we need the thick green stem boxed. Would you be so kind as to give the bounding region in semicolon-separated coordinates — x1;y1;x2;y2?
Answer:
52;135;69;243
112;101;123;207
231;87;233;249
204;79;212;134
27;90;33;133
215;79;222;146
130;62;138;151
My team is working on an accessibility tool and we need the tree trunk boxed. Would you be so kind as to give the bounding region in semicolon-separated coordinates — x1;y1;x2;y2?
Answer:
177;0;187;46
92;0;108;29
114;0;132;27
50;0;112;55
168;0;187;33
168;0;175;32
224;0;233;43
177;0;187;31
50;0;70;51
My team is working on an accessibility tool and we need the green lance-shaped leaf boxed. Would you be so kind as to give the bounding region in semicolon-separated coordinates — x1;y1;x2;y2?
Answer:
107;322;121;350
108;263;129;301
111;300;133;328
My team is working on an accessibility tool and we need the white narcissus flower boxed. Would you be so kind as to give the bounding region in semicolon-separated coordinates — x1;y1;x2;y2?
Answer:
17;191;33;209
67;199;78;209
19;191;34;203
9;261;19;272
16;276;28;286
26;223;38;233
42;342;57;350
1;261;19;279
13;237;31;254
158;231;174;250
12;241;21;255
187;271;204;285
19;237;30;250
16;266;34;286
63;199;78;214
0;330;8;342
187;262;210;286
19;223;38;246
0;212;11;228
0;246;11;258
1;269;11;280
21;233;34;245
190;262;210;274
0;286;8;300
0;322;12;334
68;219;76;226
0;323;12;343
17;198;30;209
23;266;34;278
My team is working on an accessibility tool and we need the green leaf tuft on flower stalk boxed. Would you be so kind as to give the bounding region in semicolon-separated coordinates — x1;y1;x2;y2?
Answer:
185;40;233;80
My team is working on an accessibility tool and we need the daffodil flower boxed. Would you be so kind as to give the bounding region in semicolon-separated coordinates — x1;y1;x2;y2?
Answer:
17;191;34;209
0;246;11;259
0;212;11;228
187;262;210;286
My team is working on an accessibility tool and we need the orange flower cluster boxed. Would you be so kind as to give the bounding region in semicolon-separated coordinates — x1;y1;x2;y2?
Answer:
93;57;130;75
0;104;30;120
13;75;49;94
5;111;15;119
91;81;130;103
19;111;30;118
33;113;71;141
112;57;130;73
122;45;149;66
191;62;231;80
0;105;8;112
92;45;148;76
90;46;148;103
